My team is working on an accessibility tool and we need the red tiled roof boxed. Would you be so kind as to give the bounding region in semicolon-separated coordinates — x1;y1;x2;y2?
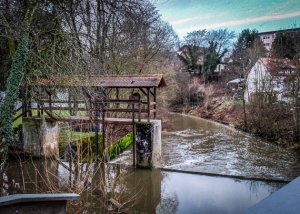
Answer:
260;57;296;76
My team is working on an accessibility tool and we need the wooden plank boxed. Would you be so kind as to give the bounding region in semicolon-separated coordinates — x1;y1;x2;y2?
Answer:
44;116;152;125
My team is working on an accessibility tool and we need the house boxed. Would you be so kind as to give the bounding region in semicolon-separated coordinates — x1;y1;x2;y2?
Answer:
214;62;228;73
258;28;300;51
177;45;205;64
227;78;244;91
245;57;296;103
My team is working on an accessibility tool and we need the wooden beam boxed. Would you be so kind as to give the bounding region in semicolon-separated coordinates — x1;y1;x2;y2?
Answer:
147;88;150;122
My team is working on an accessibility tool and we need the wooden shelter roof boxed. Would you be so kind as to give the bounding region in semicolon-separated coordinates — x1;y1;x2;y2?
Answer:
35;74;167;88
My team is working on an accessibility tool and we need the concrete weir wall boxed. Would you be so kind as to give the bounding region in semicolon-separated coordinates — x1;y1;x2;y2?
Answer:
135;120;161;168
22;117;59;157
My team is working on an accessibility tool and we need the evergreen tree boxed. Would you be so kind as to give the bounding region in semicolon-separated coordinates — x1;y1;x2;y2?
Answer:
271;30;300;59
177;45;202;74
202;41;227;82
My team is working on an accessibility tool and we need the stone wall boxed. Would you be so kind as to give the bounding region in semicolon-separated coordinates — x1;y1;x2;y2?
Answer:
22;117;58;157
135;120;161;168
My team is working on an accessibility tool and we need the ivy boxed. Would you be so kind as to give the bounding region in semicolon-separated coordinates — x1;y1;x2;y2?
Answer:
0;38;28;142
0;0;39;148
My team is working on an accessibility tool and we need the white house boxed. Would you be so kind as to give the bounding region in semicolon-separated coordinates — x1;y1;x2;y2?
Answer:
214;62;228;73
245;57;296;103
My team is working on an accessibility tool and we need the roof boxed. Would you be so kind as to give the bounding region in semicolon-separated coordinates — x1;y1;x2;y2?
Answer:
260;58;296;76
227;78;244;84
34;74;167;88
177;45;205;55
258;28;300;35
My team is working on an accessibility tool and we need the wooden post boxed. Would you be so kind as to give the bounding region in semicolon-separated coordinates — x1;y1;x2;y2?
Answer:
102;108;106;162
138;100;141;122
37;103;41;117
28;87;32;117
132;103;136;167
48;90;52;115
147;88;150;122
94;100;99;162
154;87;157;119
22;86;27;118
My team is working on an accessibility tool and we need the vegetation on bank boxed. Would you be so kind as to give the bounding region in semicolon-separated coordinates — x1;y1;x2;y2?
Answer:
167;85;300;151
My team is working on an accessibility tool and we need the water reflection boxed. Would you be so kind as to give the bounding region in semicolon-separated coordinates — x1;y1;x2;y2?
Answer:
157;171;283;214
0;159;286;214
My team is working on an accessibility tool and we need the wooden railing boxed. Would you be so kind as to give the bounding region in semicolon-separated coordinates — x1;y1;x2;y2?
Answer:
14;98;156;122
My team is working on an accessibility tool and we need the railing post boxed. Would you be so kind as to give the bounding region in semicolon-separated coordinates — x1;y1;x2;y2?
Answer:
132;103;136;167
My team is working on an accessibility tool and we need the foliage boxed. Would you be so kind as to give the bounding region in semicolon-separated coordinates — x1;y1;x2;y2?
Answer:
270;30;300;59
0;39;28;141
205;29;236;54
177;45;202;74
235;29;259;49
0;0;39;143
178;28;235;79
231;28;265;70
183;30;207;47
202;41;227;82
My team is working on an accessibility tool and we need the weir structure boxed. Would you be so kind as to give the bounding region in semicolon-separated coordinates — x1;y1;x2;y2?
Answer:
15;74;166;168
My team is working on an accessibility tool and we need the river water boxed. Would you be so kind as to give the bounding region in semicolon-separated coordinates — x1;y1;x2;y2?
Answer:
114;113;300;181
110;113;300;213
2;113;300;213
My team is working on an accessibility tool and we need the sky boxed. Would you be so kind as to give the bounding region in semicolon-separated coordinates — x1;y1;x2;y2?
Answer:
154;0;300;39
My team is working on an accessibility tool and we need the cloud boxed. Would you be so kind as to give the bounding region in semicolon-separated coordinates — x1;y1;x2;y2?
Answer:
179;10;300;33
171;13;216;25
171;16;202;25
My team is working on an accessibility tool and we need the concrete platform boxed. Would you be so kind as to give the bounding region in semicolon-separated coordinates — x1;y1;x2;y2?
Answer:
0;193;79;214
242;176;300;214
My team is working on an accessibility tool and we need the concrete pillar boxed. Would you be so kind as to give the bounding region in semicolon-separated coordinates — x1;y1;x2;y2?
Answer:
135;120;161;168
22;117;59;157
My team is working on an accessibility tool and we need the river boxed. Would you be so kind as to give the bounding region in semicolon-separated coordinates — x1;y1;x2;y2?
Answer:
110;113;300;213
2;113;300;213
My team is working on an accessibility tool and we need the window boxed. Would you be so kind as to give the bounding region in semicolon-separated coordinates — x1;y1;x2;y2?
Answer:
277;81;281;88
263;36;270;40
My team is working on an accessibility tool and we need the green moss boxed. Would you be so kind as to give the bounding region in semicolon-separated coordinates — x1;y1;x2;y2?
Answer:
107;132;133;160
59;131;133;162
12;116;22;128
136;122;152;125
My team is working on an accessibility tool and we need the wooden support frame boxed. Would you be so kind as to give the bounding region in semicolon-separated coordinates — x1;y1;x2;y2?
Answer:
20;75;166;164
